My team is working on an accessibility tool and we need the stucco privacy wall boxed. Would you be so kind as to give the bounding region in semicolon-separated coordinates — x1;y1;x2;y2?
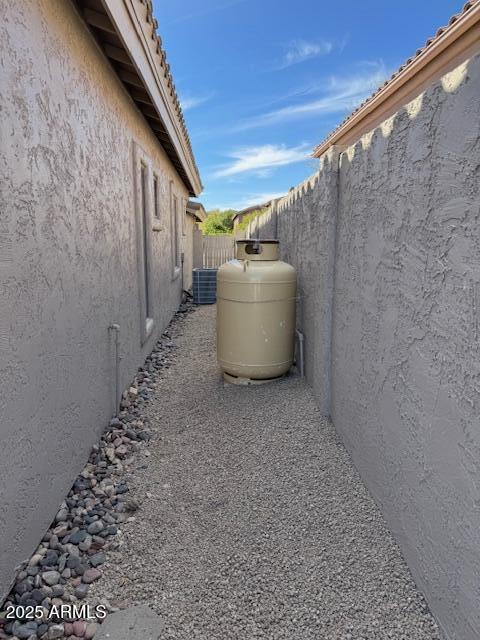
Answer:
256;55;480;640
266;155;338;416
0;0;189;601
333;55;480;640
246;204;277;240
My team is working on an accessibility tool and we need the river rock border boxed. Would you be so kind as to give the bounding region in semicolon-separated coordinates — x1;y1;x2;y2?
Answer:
0;300;195;640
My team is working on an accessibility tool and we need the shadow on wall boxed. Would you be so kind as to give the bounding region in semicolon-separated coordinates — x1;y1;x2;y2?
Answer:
257;145;340;418
256;53;480;640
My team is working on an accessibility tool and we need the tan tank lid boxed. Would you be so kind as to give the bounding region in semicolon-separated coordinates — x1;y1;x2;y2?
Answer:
235;239;279;261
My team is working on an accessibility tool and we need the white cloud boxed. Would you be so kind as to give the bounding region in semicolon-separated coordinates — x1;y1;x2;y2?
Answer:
206;192;288;211
238;192;287;207
279;39;333;69
180;93;214;111
212;143;311;179
235;63;389;130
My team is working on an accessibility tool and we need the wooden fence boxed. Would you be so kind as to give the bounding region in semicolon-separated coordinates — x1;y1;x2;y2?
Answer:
201;235;235;268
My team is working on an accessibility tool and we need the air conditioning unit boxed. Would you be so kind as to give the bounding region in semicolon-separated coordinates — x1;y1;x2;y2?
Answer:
192;268;218;304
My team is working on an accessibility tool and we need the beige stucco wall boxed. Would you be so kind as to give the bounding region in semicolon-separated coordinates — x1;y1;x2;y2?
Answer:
255;54;480;640
0;0;189;601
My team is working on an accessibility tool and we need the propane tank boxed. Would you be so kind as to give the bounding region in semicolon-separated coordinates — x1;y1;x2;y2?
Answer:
217;239;296;384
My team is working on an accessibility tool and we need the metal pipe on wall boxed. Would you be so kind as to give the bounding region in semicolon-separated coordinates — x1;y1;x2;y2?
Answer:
108;324;121;416
295;329;305;378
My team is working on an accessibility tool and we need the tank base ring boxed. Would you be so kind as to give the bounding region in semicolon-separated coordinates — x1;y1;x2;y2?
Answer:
223;371;286;386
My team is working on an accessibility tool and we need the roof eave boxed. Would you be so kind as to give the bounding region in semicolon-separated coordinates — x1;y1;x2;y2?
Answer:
73;0;202;196
313;1;480;158
186;209;206;222
186;201;206;222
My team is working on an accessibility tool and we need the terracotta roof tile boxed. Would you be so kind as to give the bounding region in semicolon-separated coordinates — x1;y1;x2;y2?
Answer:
138;0;201;186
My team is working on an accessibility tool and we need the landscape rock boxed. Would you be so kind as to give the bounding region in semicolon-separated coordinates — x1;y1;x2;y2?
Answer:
41;571;60;586
89;553;105;568
55;509;68;523
51;585;64;597
69;531;87;546
28;555;43;568
14;580;32;596
66;556;81;569
72;620;86;636
87;521;104;535
11;622;37;639
82;568;101;584
40;551;58;567
74;583;89;599
53;523;69;538
46;624;64;639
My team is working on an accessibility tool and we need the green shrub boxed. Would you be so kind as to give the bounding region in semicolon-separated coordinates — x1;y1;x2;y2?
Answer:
200;209;236;235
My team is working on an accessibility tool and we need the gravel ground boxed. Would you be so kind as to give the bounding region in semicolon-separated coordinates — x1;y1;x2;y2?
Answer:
88;305;441;640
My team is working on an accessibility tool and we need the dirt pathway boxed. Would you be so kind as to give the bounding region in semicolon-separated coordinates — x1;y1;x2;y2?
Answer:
90;305;441;640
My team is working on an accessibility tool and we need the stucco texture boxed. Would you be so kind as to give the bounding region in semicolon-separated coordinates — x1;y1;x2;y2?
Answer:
254;159;339;414
275;152;338;416
255;55;480;640
183;215;202;291
247;204;277;240
0;0;188;601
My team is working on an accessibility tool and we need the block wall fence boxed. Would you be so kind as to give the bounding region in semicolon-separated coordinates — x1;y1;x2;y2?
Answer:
255;54;480;640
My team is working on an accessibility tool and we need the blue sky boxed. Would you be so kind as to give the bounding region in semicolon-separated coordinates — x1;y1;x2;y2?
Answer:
152;0;462;211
